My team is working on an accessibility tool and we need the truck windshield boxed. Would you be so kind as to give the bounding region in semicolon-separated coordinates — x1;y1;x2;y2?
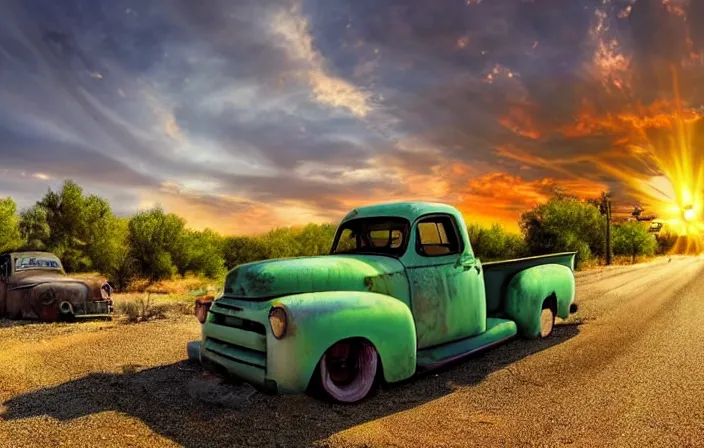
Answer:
331;218;410;256
14;256;62;271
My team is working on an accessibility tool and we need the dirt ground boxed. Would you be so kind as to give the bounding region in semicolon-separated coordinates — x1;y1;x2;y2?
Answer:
1;255;704;447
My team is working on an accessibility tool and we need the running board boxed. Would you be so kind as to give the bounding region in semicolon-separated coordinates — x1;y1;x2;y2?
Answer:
416;318;518;371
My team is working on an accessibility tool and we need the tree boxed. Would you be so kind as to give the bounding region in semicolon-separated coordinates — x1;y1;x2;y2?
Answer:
88;216;135;291
613;221;657;263
294;223;337;257
19;205;50;251
221;236;270;270
520;195;606;264
31;180;95;271
128;207;185;281
0;198;22;253
172;229;226;279
467;223;527;261
262;227;303;259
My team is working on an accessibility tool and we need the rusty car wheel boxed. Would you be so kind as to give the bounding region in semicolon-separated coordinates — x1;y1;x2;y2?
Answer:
318;339;378;403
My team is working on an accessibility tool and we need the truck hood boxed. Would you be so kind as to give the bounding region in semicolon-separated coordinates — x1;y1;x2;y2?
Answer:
222;255;408;301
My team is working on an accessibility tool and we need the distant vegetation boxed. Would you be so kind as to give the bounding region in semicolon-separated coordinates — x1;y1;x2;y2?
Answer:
0;180;670;290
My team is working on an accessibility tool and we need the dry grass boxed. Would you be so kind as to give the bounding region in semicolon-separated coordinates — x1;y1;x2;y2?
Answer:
61;274;216;323
60;272;221;295
113;293;196;323
126;275;221;295
67;272;106;282
112;276;221;323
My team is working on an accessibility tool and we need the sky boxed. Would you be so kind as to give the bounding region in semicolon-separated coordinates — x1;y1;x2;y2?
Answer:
1;0;703;235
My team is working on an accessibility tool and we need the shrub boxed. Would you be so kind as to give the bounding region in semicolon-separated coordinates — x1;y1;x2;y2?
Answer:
116;294;168;323
520;195;606;264
0;197;22;253
467;223;528;261
613;221;657;263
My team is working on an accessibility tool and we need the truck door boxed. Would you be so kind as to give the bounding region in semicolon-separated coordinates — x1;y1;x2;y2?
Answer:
405;214;486;349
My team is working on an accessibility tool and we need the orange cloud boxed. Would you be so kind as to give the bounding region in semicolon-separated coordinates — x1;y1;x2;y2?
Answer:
138;182;339;236
455;173;607;231
498;106;542;140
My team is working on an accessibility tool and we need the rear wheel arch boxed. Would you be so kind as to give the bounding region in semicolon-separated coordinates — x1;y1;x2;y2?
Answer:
543;292;557;314
505;265;572;338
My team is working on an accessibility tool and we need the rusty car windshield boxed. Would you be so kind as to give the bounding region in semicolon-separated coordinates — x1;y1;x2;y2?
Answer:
331;217;410;256
14;256;62;271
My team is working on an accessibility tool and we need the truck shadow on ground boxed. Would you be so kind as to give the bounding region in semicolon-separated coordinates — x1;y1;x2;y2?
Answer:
1;323;580;447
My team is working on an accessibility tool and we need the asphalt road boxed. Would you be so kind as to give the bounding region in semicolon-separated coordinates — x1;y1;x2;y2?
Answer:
1;255;703;447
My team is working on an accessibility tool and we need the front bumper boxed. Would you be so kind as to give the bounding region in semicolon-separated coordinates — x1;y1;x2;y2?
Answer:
188;339;279;394
188;297;321;395
190;298;282;394
74;299;113;320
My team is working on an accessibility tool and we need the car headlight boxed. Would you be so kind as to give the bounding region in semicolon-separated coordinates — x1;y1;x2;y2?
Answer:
268;306;288;339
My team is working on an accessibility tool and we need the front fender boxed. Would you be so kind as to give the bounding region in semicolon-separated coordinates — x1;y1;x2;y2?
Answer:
504;264;575;338
269;291;417;393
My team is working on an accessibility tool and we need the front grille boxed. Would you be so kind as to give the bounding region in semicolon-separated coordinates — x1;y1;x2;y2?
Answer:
204;337;267;369
209;310;266;335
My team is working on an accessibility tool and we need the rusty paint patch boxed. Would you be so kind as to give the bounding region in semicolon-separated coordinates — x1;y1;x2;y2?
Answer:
243;270;276;296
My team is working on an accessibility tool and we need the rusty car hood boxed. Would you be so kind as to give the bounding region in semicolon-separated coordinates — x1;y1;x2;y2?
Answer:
10;272;105;290
221;254;409;301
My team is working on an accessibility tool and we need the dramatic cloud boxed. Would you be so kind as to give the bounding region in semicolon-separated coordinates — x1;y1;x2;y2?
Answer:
1;0;703;234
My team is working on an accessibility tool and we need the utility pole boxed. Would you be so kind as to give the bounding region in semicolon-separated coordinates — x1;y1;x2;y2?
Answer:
599;191;613;265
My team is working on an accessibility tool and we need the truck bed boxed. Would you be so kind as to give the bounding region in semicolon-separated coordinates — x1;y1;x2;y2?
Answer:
482;252;577;315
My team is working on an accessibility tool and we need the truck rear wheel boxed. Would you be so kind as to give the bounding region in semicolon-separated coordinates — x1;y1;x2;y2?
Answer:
539;304;555;338
318;338;378;404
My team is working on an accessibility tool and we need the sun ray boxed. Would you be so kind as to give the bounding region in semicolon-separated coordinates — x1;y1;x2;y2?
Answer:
614;68;704;254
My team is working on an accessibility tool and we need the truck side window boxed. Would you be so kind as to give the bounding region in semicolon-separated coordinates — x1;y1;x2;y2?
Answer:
416;216;461;257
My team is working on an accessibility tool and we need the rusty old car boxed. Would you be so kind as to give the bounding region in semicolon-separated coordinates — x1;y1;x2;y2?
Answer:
0;251;113;321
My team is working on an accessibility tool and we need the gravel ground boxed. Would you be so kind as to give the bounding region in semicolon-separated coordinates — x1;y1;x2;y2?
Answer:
1;256;703;448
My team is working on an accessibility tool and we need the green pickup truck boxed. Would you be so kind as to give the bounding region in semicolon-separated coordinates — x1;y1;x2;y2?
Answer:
187;202;578;403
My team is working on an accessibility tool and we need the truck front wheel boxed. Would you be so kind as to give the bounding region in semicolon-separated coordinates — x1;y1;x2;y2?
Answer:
317;338;379;404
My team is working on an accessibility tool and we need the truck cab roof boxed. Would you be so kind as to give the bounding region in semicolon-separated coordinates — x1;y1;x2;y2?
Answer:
340;201;461;225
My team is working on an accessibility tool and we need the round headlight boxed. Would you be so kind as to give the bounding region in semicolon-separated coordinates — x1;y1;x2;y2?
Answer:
269;306;288;339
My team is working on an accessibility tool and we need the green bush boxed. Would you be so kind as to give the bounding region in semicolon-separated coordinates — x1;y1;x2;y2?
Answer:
467;223;528;261
115;294;168;323
520;195;606;264
128;207;185;281
0;197;22;253
221;235;269;270
613;221;657;262
172;229;225;279
6;178;671;286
